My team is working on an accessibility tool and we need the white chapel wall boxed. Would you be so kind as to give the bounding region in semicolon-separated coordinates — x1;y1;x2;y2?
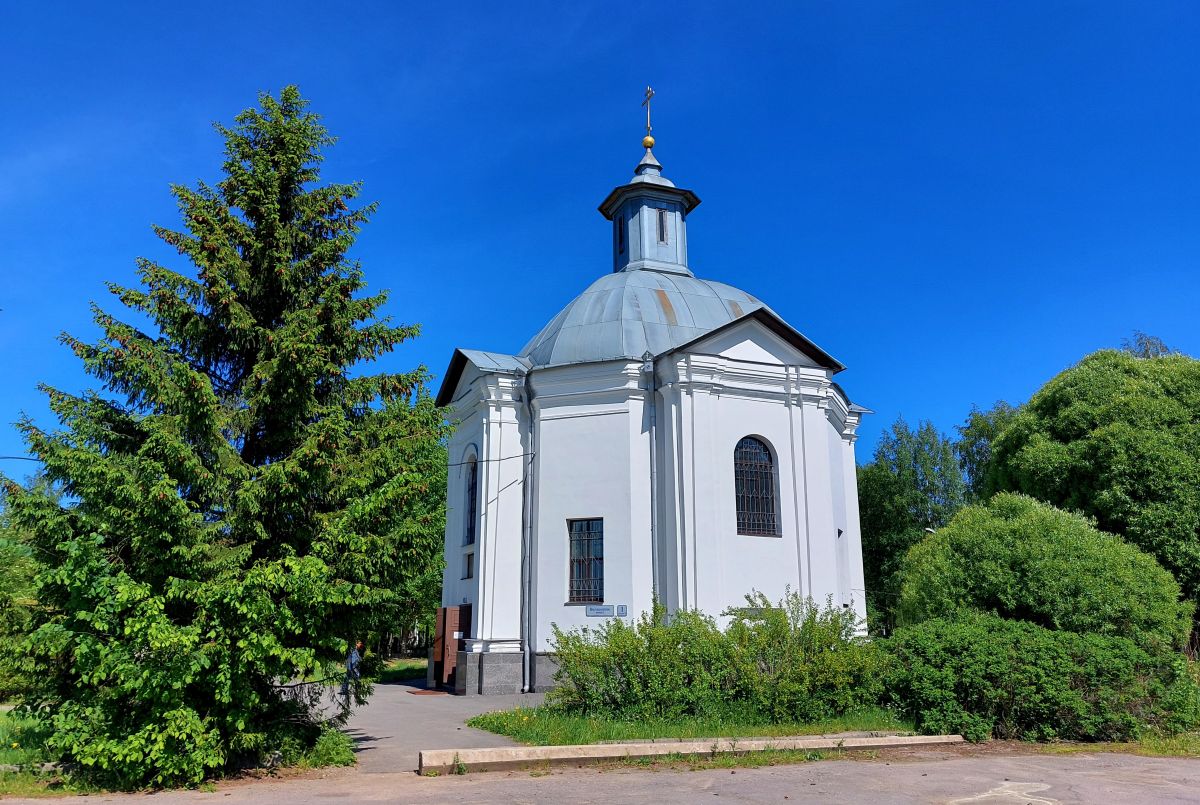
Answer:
655;319;864;624
528;362;654;652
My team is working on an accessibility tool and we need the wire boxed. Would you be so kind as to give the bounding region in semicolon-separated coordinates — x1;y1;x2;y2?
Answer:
2;454;536;468
446;452;535;469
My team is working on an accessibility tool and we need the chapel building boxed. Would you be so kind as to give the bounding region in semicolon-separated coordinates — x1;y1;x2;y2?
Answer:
434;133;869;695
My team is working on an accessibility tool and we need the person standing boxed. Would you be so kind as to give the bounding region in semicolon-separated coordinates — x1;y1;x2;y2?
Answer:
341;639;364;696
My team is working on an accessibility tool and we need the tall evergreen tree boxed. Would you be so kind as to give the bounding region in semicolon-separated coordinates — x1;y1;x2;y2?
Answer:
2;87;447;786
0;484;38;701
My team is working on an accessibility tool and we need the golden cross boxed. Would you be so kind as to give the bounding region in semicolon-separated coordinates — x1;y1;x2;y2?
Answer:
641;86;655;136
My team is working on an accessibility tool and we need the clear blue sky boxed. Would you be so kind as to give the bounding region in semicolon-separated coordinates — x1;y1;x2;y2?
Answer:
2;2;1197;473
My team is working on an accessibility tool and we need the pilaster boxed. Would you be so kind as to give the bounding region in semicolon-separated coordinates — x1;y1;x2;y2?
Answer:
797;377;839;607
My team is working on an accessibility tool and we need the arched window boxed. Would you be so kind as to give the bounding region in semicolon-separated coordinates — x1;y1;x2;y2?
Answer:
735;436;778;536
463;457;478;546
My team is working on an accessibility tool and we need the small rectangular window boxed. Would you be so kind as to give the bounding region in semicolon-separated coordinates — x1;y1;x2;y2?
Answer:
568;518;604;603
656;208;669;244
462;552;474;580
617;218;626;254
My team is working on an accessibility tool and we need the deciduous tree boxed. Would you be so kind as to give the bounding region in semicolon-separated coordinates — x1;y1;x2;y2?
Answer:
955;401;1019;501
987;350;1200;613
857;417;965;633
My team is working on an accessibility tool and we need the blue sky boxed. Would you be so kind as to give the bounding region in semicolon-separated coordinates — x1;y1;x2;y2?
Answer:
1;2;1198;474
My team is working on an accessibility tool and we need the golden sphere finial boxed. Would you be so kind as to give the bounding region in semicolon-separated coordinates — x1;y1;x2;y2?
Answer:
642;135;655;149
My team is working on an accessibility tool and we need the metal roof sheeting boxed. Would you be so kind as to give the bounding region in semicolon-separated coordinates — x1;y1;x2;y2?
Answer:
455;349;531;375
520;270;770;368
436;271;848;407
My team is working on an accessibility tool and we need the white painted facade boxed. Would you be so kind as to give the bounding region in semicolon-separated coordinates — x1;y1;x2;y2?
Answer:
436;143;868;683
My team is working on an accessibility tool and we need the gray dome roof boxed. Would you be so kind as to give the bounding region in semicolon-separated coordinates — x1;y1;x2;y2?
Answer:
520;270;768;368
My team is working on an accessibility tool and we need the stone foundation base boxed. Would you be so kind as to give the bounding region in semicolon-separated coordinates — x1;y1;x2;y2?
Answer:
532;652;559;692
452;651;561;695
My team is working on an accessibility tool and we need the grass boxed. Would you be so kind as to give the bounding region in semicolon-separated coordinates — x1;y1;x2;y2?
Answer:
0;710;42;767
1035;732;1200;758
296;727;357;768
1135;733;1200;756
374;657;428;684
0;711;98;798
467;705;911;746
608;747;837;770
0;772;98;799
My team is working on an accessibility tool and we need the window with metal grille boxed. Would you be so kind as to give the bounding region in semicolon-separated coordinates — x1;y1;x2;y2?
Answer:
463;457;478;546
568;518;604;603
735;436;779;536
656;208;669;244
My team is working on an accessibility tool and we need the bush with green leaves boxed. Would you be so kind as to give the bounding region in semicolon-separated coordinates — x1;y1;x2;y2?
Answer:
547;592;881;724
986;349;1200;607
885;612;1200;742
897;494;1192;654
1;87;446;787
725;593;886;723
546;603;732;719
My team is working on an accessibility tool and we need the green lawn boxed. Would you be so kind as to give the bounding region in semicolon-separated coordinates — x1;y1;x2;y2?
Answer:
466;706;912;746
374;657;428;684
0;710;43;766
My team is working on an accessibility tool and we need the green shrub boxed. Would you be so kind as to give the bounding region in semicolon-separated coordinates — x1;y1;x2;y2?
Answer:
898;494;1192;654
546;603;732;719
725;593;886;723
884;613;1200;742
546;592;881;725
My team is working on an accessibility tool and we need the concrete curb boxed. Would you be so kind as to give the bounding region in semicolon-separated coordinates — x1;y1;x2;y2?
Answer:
419;733;964;775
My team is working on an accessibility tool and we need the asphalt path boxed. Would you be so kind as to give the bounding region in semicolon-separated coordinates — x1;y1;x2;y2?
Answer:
17;751;1200;803
343;678;544;773
13;683;1200;803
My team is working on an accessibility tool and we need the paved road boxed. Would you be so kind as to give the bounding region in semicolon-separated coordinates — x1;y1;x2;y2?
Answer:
19;752;1200;803
344;679;544;773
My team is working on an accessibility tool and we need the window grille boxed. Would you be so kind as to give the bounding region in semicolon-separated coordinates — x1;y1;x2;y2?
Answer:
568;518;604;603
735;436;779;536
464;458;478;546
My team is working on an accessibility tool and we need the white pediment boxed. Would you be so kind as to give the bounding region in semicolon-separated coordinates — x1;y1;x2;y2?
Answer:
685;318;824;368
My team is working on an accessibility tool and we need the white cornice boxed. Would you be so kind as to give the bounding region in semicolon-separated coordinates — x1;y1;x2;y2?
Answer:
529;361;644;407
660;354;837;407
840;410;862;443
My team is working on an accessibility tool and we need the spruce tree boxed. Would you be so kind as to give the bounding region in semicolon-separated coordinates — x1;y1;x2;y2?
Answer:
2;86;447;786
